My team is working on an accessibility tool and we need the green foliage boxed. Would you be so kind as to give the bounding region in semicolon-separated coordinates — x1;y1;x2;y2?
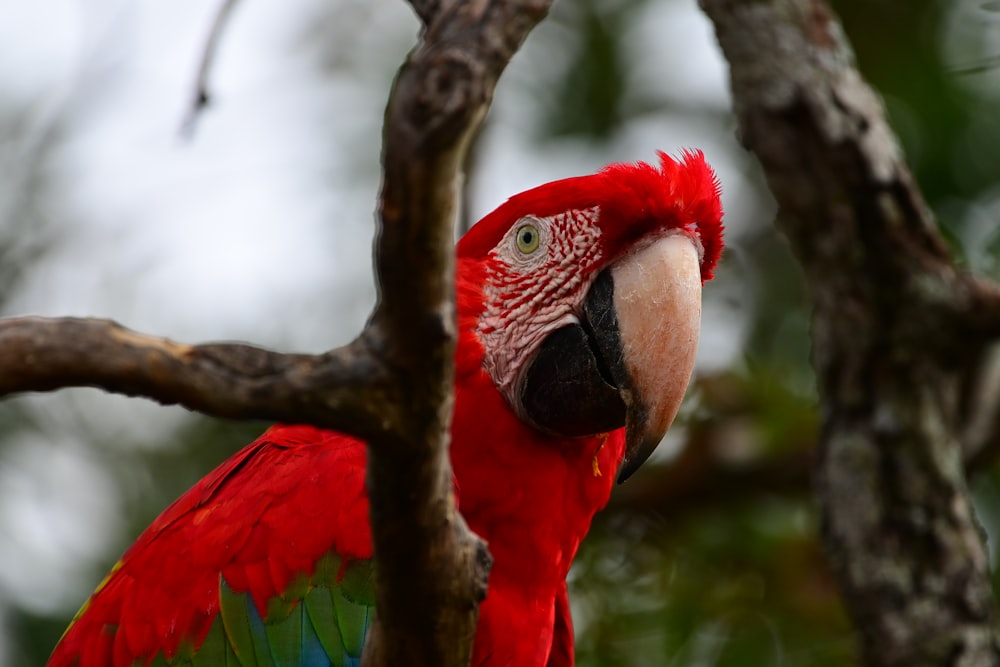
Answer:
574;500;853;666
540;0;631;139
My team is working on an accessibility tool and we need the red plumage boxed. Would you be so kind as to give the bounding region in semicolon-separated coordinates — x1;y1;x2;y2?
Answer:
50;150;723;667
52;426;371;664
449;331;625;663
459;150;722;280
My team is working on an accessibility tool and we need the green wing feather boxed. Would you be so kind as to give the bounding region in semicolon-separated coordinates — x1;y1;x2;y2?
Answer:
192;553;375;667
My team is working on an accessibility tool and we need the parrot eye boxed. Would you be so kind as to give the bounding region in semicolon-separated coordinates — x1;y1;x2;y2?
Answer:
515;224;541;254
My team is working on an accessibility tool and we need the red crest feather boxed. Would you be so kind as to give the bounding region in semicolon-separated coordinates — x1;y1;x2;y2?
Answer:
460;150;724;281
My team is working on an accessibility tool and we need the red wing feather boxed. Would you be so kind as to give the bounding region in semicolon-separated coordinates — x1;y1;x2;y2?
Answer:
49;425;372;667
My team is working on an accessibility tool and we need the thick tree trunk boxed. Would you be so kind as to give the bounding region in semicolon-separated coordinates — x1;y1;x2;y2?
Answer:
699;0;1000;664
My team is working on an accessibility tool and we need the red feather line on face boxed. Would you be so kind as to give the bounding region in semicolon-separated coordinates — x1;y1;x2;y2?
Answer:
458;150;724;282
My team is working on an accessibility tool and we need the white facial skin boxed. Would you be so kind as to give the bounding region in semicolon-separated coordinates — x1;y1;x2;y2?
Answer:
478;208;604;399
477;205;704;470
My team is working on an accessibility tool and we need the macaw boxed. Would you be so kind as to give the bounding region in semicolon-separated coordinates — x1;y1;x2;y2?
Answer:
49;150;723;667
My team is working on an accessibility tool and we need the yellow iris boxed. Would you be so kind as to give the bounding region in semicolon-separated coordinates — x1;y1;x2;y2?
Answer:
515;223;540;254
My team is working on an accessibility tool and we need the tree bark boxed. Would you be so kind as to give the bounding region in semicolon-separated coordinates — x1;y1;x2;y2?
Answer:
362;1;551;664
699;0;1000;664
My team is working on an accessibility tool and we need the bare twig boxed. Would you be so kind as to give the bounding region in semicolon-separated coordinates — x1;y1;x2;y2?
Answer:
699;0;1000;664
180;0;241;137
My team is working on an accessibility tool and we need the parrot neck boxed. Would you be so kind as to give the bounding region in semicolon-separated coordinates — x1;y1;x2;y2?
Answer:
451;257;625;664
450;366;624;592
452;258;624;593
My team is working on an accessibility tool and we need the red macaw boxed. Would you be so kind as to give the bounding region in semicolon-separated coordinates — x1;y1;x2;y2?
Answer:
49;150;723;667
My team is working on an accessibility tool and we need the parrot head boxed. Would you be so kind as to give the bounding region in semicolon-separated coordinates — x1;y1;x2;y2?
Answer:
457;150;723;482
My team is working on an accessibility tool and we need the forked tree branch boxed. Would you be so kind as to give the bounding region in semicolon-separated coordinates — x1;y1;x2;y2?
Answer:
699;0;1000;664
362;1;552;664
0;1;554;665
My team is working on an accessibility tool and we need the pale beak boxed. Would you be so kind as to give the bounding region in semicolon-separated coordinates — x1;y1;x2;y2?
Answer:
608;234;702;482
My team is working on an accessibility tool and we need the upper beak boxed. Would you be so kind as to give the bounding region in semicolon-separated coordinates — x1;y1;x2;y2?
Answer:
518;233;703;483
607;234;702;482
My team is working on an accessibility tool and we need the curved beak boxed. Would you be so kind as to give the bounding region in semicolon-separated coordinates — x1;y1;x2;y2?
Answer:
608;234;702;482
518;233;703;483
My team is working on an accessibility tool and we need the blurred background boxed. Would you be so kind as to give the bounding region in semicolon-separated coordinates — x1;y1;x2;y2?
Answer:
0;0;998;664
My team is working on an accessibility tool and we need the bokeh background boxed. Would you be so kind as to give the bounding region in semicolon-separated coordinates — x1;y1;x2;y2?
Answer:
1;0;998;664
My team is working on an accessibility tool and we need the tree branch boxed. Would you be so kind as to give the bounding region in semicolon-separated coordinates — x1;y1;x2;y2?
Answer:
361;1;553;664
699;0;1000;664
0;316;390;437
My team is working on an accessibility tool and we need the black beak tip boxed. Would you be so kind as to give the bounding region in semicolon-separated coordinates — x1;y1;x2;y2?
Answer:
615;432;660;485
616;459;641;485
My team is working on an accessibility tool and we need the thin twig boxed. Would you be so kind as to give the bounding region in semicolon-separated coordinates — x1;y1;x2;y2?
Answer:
179;0;242;138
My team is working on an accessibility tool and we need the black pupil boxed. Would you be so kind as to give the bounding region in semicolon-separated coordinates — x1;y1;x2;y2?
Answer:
521;229;535;246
